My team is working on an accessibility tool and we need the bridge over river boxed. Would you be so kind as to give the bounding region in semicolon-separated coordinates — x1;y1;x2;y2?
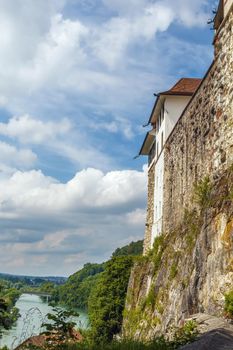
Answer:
22;291;52;302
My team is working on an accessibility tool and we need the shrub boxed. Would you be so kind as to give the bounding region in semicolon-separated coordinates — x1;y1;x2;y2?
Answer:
151;235;165;275
170;264;178;279
193;176;213;209
224;290;233;317
170;320;198;348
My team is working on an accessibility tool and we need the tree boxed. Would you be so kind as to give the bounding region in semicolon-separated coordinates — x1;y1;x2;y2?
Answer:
88;256;134;344
112;240;143;258
42;308;79;347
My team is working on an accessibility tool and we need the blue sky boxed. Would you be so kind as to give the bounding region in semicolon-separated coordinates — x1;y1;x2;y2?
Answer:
0;0;217;276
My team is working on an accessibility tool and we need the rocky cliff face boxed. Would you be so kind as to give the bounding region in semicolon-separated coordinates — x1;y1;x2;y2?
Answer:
123;168;233;339
123;5;233;341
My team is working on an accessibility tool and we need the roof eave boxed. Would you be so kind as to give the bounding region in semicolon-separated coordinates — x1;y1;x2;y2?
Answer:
159;92;194;96
139;132;155;156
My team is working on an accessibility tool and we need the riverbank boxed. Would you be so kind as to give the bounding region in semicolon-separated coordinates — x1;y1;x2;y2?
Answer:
0;294;88;349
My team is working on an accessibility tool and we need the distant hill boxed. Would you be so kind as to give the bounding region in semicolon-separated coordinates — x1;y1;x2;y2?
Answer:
0;273;67;286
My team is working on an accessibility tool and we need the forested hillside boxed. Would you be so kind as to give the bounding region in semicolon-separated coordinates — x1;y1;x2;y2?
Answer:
53;240;143;310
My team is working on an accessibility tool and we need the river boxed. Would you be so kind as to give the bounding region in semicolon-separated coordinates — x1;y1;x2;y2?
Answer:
0;294;89;349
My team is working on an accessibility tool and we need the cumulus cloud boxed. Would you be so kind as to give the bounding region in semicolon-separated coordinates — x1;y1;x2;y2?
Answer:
0;115;115;170
0;167;146;214
0;141;37;170
0;0;212;111
0;166;147;275
0;115;72;144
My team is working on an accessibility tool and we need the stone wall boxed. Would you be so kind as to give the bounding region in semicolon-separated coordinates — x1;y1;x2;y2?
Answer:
163;7;233;234
143;164;155;254
123;160;233;341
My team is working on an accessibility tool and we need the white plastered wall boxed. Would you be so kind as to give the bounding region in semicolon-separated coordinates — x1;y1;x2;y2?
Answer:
151;95;192;247
151;151;164;247
164;96;191;141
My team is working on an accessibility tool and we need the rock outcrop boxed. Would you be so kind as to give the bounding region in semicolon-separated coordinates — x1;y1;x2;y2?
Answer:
180;314;233;350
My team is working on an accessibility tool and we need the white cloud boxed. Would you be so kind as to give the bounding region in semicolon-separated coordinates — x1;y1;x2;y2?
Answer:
0;167;147;213
0;166;147;275
0;141;37;170
0;0;212;110
0;115;72;144
126;208;146;225
0;115;115;170
165;0;210;27
20;14;89;91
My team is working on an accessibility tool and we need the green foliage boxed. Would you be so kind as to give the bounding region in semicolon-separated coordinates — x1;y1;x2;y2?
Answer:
27;320;198;350
183;209;202;251
0;280;20;336
58;263;105;309
112;241;143;258
42;308;79;347
170;320;198;348
169;264;178;279
224;290;233;317
50;338;170;349
145;288;156;308
88;256;134;344
151;235;165;274
193;176;213;209
54;241;143;312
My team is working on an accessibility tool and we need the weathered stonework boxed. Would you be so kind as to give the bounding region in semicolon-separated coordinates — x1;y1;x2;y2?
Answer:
163;7;233;234
123;4;233;340
143;164;155;254
123;168;233;340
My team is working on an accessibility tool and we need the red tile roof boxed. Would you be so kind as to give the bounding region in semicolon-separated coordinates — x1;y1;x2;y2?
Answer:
160;78;202;96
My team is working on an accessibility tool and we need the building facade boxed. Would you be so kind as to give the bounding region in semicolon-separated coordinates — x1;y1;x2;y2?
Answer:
140;79;201;251
140;0;233;253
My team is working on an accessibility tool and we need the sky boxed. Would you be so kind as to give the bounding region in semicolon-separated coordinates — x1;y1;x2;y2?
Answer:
0;0;218;276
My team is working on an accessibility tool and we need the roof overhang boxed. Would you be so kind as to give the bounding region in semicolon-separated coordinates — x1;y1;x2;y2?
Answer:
139;132;155;156
148;95;165;125
214;0;224;30
149;93;194;125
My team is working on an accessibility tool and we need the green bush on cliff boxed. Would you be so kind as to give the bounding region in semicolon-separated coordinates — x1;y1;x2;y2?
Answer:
150;235;165;274
224;290;233;317
193;176;213;209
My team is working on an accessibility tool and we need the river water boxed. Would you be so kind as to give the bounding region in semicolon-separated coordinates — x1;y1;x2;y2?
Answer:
0;294;89;349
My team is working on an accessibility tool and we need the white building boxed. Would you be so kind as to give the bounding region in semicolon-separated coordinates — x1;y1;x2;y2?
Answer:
139;78;202;248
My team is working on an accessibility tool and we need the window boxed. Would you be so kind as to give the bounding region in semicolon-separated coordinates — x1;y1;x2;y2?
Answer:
161;132;164;148
157;142;159;157
161;103;164;123
148;142;156;166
